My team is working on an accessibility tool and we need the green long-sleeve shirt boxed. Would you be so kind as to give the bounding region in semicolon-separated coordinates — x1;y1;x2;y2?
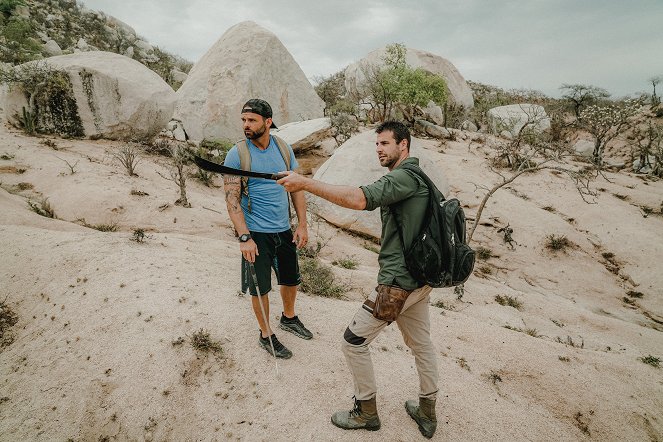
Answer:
360;157;430;290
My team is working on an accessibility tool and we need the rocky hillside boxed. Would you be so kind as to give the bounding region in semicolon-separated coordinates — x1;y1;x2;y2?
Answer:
0;0;191;89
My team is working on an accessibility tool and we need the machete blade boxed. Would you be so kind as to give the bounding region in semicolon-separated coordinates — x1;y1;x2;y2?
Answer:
192;154;285;180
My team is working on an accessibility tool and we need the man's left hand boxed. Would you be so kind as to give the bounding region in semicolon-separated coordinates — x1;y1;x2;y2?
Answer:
293;223;308;249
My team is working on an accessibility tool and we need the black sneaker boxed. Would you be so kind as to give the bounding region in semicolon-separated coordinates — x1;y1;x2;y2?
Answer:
258;333;292;359
279;314;313;340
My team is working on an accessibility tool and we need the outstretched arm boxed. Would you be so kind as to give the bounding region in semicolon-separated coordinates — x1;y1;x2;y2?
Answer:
277;171;366;210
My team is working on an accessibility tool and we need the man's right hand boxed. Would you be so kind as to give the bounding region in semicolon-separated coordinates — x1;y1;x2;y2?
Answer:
240;239;259;263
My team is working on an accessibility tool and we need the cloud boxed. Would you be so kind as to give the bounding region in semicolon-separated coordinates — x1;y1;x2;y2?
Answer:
81;0;663;97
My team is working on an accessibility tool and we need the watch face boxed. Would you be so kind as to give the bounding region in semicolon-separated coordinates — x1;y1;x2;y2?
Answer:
239;234;250;242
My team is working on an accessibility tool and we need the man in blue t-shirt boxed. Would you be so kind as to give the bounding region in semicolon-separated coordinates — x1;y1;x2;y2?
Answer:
223;99;312;359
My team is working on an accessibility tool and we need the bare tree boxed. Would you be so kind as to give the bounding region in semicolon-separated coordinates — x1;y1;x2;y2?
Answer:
156;143;191;207
467;112;596;243
630;118;663;176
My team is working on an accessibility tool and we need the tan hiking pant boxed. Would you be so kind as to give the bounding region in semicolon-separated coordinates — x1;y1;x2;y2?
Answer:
341;285;438;401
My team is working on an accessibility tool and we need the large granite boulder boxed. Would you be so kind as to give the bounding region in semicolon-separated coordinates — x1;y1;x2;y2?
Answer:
311;129;449;240
486;104;551;137
4;52;175;141
345;46;474;112
274;117;331;153
174;21;325;143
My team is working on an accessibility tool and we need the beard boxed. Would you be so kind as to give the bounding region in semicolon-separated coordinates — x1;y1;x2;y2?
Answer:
378;153;398;169
244;124;266;140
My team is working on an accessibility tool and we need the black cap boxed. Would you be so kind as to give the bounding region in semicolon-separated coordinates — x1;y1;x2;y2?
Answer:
241;98;277;129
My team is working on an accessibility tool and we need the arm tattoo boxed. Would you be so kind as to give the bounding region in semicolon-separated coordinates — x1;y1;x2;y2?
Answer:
223;177;242;214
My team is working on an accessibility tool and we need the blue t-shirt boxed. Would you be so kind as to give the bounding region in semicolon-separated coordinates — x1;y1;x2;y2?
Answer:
224;136;298;233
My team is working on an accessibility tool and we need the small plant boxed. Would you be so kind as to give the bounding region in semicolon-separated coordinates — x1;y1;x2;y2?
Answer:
612;193;628;200
190;329;223;355
545;234;571;251
476;246;493;260
431;300;454;310
299;257;345;299
622;297;636;305
556;335;584;349
55;156;79;175
110;144;142;176
171;337;185;346
28;198;55;218
558;356;570;362
488;371;502;384
0;153;14;160
332;256;358;269
574;411;591;435
639;355;660;368
456;357;470;371
626;290;644;299
0;300;19;348
495;295;523;310
478;265;493;275
130;189;149;196
551;319;565;328
131;229;146;243
542;206;557;212
41;139;58;149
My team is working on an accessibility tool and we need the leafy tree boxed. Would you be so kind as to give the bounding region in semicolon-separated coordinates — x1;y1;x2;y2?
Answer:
314;71;347;115
560;83;610;120
359;43;447;123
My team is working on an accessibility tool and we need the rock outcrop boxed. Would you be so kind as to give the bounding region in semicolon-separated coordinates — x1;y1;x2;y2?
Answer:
4;52;175;141
345;46;474;112
173;21;325;144
310;129;449;239
274;118;331;153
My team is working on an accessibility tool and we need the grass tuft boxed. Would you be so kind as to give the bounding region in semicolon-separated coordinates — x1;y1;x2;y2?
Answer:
545;234;571;251
495;295;523;310
0;300;19;348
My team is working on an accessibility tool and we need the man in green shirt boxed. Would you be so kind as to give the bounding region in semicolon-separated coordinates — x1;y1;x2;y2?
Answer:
277;121;439;438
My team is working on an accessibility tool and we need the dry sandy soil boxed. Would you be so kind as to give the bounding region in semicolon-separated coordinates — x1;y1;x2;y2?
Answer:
0;122;662;441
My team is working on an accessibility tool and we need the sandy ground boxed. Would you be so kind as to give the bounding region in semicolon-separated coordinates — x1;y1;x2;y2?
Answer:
1;123;662;441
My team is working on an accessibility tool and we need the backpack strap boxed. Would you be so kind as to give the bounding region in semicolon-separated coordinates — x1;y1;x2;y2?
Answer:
236;135;293;215
390;164;436;256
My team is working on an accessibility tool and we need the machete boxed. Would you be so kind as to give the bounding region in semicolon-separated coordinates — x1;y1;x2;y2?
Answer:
192;154;285;180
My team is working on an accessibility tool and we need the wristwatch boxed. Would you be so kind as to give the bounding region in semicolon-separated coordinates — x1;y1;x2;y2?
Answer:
238;233;252;243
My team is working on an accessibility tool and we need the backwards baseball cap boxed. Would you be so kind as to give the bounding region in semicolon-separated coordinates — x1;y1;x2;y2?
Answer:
241;98;277;129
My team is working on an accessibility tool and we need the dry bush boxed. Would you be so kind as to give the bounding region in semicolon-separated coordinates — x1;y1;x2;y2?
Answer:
110;143;142;176
299;257;345;299
0;300;18;348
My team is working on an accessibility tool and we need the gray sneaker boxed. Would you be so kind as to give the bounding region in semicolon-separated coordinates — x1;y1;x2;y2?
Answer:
279;314;313;340
258;333;292;359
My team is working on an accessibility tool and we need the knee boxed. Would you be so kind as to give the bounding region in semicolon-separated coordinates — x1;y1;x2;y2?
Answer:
342;326;366;355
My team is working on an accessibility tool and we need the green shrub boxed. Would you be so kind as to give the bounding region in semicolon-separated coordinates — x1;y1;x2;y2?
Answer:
299;257;345;298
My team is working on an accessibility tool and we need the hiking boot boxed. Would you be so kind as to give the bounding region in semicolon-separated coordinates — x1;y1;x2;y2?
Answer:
331;396;381;431
258;333;292;359
405;397;437;439
279;314;313;340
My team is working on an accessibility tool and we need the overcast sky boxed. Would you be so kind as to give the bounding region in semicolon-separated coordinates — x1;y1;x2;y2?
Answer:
80;0;662;98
